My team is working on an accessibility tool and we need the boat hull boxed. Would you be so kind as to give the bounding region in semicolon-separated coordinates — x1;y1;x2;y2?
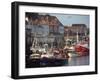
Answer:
75;45;89;56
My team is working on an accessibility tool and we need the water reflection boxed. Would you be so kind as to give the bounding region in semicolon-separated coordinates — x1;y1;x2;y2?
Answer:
67;56;89;66
26;56;89;68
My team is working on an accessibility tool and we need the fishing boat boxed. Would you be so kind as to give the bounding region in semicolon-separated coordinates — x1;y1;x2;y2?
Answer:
75;32;89;56
29;39;68;67
75;42;89;56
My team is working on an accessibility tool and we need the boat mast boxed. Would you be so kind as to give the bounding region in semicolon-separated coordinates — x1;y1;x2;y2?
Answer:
76;32;79;43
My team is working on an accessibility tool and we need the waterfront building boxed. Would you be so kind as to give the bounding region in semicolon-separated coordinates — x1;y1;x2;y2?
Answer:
64;24;88;44
25;13;65;52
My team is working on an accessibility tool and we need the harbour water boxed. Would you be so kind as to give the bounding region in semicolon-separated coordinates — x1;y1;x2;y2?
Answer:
66;55;89;66
26;55;89;68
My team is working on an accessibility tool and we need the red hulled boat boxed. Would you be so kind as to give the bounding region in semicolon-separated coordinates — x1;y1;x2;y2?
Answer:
75;43;89;56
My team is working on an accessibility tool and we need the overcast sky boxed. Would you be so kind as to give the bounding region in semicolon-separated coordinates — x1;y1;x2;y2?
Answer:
50;13;90;27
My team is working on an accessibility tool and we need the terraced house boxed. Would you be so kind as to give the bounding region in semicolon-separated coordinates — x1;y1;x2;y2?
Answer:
25;13;65;56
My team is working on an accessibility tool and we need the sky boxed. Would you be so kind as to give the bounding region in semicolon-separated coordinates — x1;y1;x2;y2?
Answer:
50;13;90;27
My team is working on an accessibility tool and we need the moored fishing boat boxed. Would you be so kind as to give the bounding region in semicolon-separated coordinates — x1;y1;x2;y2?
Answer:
75;43;89;56
75;31;89;56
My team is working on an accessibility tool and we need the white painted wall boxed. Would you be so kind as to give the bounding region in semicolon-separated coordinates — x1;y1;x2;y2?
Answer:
0;0;99;81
